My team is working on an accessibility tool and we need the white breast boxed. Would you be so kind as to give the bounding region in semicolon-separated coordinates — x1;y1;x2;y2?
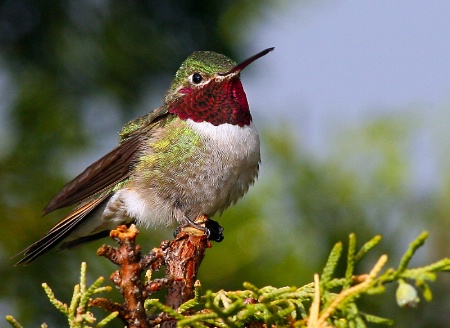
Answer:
186;119;261;213
186;120;261;163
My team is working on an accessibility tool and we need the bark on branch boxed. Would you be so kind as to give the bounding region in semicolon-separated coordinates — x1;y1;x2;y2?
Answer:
94;216;211;328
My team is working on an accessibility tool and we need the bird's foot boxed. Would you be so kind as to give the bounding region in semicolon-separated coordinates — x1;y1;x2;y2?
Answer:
173;215;224;242
204;219;224;242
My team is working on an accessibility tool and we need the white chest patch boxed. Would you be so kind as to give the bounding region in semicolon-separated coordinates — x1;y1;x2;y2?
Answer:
186;120;260;160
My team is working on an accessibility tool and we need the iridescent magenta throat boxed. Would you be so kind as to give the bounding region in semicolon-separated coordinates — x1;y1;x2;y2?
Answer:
168;78;251;127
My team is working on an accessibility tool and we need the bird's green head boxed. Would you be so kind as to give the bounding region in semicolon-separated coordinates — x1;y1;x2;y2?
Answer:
164;48;274;127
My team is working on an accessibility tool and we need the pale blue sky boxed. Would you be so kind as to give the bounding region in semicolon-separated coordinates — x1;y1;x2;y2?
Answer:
244;0;450;192
248;1;450;119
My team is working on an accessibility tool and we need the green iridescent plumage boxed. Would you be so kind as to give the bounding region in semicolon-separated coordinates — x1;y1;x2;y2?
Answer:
164;52;236;103
136;119;204;179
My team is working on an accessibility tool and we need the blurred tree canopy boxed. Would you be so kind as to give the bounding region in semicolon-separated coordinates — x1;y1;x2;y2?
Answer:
0;1;448;328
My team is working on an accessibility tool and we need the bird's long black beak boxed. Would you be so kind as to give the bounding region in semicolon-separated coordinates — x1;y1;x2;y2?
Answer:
219;47;275;76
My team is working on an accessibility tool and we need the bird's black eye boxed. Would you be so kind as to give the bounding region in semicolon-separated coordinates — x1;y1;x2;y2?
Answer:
192;73;203;84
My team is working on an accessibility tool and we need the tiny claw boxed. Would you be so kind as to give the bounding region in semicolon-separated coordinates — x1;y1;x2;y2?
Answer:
205;219;224;242
174;216;224;242
173;226;181;238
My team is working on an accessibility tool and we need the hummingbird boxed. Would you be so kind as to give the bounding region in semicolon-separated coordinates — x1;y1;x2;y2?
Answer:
16;47;274;265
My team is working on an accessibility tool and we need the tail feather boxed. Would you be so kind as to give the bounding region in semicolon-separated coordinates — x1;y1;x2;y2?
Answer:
15;196;109;265
60;230;111;250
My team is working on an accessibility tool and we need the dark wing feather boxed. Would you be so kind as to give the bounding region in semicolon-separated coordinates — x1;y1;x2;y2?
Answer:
43;135;140;214
43;108;171;215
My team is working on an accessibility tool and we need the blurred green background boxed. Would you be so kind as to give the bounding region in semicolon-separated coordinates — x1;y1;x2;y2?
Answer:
0;1;448;327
